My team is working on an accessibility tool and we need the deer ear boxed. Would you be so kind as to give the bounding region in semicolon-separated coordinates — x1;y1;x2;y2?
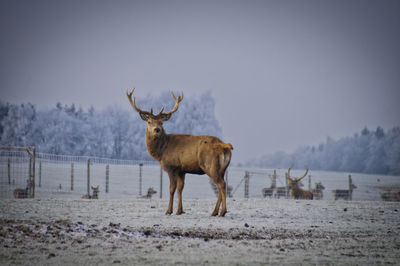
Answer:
159;113;172;122
139;112;150;121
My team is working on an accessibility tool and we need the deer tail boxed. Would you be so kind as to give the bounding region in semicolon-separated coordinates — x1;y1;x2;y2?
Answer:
213;143;233;172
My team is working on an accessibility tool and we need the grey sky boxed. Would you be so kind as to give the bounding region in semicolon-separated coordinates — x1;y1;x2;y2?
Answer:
1;0;399;163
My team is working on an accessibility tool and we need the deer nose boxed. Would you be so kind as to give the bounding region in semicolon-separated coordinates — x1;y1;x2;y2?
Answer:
154;128;161;133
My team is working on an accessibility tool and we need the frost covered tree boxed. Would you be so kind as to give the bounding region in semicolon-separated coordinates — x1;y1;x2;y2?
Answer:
0;103;37;147
249;126;400;175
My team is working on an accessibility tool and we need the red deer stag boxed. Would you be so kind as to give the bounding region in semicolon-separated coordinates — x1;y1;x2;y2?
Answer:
287;166;313;200
126;88;233;216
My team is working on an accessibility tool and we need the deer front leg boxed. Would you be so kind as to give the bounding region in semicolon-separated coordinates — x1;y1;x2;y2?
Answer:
176;174;185;215
166;175;177;215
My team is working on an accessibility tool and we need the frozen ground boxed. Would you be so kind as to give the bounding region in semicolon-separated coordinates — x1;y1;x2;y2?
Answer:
0;198;399;265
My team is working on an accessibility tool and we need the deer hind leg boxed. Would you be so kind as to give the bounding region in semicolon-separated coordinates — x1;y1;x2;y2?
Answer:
217;177;227;216
211;185;222;216
211;176;227;217
176;174;185;215
166;174;177;215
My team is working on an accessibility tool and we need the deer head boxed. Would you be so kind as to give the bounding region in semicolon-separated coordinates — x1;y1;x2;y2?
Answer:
126;88;183;138
287;166;309;189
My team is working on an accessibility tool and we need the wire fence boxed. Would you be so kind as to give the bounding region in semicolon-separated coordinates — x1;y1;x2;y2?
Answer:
1;147;399;201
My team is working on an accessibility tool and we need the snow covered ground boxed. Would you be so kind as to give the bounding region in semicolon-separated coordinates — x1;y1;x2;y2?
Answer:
1;198;399;265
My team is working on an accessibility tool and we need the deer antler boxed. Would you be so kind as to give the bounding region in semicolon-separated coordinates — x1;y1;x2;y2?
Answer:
126;88;153;121
156;91;184;121
287;165;309;181
126;88;184;121
296;166;309;181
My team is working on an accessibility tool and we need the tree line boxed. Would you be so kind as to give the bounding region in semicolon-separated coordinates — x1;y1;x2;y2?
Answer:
0;91;222;161
248;126;400;175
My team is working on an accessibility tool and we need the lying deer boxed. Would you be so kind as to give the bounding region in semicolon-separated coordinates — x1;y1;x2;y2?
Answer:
332;184;357;200
127;88;233;216
287;166;313;200
261;187;274;198
13;187;30;198
140;187;157;199
272;187;288;198
81;186;99;199
13;179;33;199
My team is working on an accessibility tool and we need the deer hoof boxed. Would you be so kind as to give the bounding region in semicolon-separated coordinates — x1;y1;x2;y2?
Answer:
165;210;173;215
219;210;227;217
176;210;185;215
211;211;218;216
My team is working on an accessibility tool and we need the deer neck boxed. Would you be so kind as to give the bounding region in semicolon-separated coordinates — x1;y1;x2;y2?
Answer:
146;130;168;161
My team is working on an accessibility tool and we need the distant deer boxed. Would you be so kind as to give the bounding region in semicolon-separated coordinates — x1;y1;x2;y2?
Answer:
13;179;33;199
312;182;325;200
287;166;313;200
262;170;277;198
380;191;400;202
210;179;233;198
261;187;274;198
272;186;288;198
332;184;357;200
127;88;233;216
140;187;157;199
81;186;99;199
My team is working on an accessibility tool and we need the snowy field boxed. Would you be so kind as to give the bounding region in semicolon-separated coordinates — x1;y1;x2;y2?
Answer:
0;198;399;265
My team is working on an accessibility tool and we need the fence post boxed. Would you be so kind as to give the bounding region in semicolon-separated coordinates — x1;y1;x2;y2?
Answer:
39;161;42;188
29;157;32;182
71;163;74;191
106;164;109;193
272;170;277;188
308;175;311;191
29;156;33;197
139;163;143;196
244;171;249;198
8;158;11;185
159;166;163;199
348;175;352;201
285;172;289;199
32;147;36;198
87;159;91;196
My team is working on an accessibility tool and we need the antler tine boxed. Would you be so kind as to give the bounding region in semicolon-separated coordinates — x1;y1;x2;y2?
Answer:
297;166;309;181
287;166;293;181
126;88;153;117
156;107;165;116
161;91;184;116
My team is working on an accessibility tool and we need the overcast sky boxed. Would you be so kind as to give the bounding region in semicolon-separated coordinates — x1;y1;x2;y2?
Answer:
1;0;399;163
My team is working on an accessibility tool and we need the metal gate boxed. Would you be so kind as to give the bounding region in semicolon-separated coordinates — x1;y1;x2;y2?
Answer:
0;146;36;199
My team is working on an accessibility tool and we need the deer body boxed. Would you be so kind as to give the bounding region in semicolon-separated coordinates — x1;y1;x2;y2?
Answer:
81;186;99;199
13;188;29;198
149;134;222;173
332;184;356;200
127;88;232;216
